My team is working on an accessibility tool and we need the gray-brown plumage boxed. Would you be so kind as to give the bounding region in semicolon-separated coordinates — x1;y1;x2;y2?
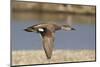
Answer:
24;23;75;59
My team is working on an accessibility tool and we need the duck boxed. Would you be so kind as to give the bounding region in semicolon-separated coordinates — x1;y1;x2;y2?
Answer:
24;23;75;60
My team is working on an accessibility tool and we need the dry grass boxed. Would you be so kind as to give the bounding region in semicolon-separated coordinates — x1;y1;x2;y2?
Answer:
12;50;95;65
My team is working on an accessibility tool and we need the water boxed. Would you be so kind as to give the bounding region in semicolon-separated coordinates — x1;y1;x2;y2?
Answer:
11;12;95;50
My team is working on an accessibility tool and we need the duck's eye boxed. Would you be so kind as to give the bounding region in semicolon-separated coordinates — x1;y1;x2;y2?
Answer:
38;28;44;32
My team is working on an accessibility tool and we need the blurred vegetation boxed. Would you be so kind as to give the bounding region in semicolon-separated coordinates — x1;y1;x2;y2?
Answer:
12;0;96;15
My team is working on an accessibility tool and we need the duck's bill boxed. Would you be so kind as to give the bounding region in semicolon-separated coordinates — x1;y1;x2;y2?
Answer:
71;28;76;30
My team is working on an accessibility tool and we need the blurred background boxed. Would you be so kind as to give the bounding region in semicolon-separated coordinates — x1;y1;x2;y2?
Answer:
11;0;96;50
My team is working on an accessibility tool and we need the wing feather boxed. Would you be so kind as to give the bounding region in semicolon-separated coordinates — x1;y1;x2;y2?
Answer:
42;32;54;59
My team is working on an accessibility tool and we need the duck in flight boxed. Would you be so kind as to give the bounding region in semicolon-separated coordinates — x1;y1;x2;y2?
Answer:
24;23;75;60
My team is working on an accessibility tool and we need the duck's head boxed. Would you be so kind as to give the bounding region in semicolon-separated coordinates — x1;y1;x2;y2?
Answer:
61;25;75;31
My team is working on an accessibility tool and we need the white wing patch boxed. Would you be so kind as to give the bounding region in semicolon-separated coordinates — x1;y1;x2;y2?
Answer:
38;28;44;32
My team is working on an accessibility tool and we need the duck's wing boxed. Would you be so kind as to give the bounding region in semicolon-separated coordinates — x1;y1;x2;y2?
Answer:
42;32;54;59
32;23;47;28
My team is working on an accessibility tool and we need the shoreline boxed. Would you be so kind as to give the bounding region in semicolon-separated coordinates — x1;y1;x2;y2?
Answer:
12;50;95;65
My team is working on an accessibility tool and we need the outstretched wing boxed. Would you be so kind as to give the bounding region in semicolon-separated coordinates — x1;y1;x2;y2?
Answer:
42;32;54;59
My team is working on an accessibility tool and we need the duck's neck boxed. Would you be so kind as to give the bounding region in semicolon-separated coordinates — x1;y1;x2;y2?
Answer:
61;26;71;31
